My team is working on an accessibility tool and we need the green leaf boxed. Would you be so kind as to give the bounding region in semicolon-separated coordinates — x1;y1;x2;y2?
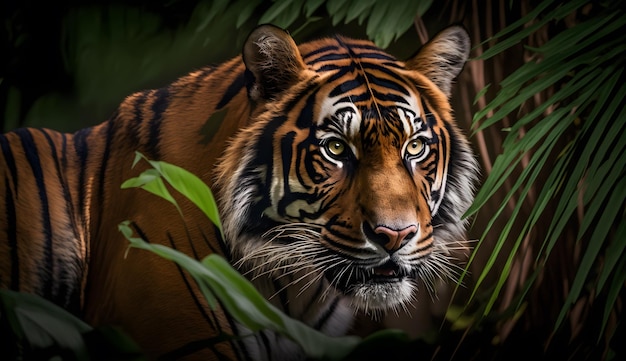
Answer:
366;2;390;47
555;178;626;330
383;0;427;44
236;0;264;28
597;222;626;294
119;221;219;309
125;152;224;240
149;160;223;236
200;255;284;329
122;232;360;360
466;116;571;304
195;0;230;32
600;247;626;341
270;1;303;29
326;0;348;16
0;290;91;359
540;67;622;262
304;0;326;17
478;0;584;60
121;168;182;217
0;289;145;360
259;0;297;25
473;83;491;105
344;0;376;24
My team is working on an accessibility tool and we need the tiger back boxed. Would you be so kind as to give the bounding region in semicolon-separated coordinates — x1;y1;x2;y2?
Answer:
0;24;476;360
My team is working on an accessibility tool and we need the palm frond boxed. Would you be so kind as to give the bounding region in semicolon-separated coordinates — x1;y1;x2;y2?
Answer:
465;0;626;351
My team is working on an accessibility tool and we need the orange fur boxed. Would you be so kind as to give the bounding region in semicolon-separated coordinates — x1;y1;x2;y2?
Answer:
1;25;475;360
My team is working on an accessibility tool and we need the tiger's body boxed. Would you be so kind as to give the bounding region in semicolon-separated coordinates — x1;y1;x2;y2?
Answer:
0;25;476;360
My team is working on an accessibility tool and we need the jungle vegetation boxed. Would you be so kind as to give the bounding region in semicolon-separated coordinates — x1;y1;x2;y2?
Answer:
1;0;624;359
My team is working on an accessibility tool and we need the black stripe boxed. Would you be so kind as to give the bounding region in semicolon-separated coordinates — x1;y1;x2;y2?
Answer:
38;129;82;311
334;36;397;62
366;73;410;96
308;53;350;64
283;80;320;126
0;133;19;192
15;128;54;298
317;64;343;72
327;66;354;82
371;89;409;104
73;127;91;230
59;131;84;314
421;99;432;118
180;66;217;94
38;129;75;230
332;93;370;105
321;234;375;262
277;132;295;218
361;62;408;84
128;91;149;146
257;331;274;361
296;92;317;129
164;232;220;331
431;124;455;226
60;133;68;177
131;224;232;356
329;77;364;98
353;52;397;62
97;116;118;209
272;278;291;317
217;71;246;110
133;91;149;123
302;45;339;61
301;281;325;312
313;295;340;330
250;115;282;205
200;225;232;261
5;178;19;290
214;224;232;261
340;43;388;52
147;88;170;159
200;108;228;145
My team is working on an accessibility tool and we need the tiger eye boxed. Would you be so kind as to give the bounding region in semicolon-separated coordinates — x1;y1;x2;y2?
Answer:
327;139;346;157
406;139;425;156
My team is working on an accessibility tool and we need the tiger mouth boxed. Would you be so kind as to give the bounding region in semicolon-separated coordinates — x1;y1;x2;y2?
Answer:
324;259;412;292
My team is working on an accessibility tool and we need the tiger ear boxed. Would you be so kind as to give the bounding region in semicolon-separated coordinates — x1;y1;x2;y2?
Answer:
243;24;306;101
405;26;470;97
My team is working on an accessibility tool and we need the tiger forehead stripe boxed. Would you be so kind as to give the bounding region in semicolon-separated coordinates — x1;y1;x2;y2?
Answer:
302;37;399;67
305;42;419;117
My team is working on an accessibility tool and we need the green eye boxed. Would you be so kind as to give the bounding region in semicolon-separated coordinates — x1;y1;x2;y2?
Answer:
406;138;426;157
325;139;347;157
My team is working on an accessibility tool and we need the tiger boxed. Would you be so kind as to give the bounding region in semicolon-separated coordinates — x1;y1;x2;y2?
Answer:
0;24;476;360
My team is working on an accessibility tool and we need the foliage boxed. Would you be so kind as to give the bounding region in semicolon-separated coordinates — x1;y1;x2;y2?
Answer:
464;0;625;350
252;0;433;47
0;289;144;360
2;0;625;359
1;0;433;132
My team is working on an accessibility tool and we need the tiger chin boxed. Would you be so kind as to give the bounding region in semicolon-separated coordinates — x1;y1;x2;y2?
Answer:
1;24;476;360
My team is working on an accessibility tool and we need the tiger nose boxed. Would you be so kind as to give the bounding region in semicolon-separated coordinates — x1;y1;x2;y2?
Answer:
372;224;418;252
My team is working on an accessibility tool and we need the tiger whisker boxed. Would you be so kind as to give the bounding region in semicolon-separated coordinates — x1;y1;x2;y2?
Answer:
296;270;328;298
266;255;339;283
268;257;344;300
321;260;352;301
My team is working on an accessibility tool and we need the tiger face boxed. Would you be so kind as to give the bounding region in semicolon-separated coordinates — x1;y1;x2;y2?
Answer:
217;25;476;315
